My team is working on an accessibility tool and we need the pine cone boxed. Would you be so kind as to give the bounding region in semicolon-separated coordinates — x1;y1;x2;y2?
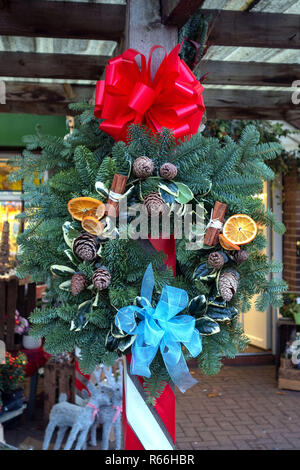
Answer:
218;270;239;302
73;232;98;261
143;192;167;216
233;250;249;263
92;267;111;290
133;156;154;179
159;162;178;180
71;273;88;296
208;251;227;269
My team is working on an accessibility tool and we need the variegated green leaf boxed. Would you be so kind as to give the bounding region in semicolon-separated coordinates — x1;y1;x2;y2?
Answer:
118;334;136;352
78;299;93;315
119;185;135;200
188;295;207;317
159;181;178;204
50;264;75;277
59;279;72;291
105;331;120;352
206;305;239;322
64;249;80;266
194;263;217;283
207;296;227;309
97;244;103;257
93;292;99;307
195;316;220;335
70;300;93;331
158;181;179;197
174;182;194;204
95;181;109;197
62;221;80;249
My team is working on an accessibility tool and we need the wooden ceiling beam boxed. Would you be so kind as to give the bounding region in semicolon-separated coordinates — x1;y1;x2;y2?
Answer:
0;0;126;40
1;82;298;121
0;52;110;80
0;81;92;116
204;88;300;121
1;53;298;87
196;60;300;87
206;106;300;122
164;8;300;49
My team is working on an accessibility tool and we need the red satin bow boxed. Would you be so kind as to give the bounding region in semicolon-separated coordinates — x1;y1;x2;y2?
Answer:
94;44;205;142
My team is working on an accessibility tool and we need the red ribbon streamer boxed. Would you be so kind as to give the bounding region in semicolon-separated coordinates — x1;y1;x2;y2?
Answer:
94;44;205;142
123;237;177;450
122;355;176;450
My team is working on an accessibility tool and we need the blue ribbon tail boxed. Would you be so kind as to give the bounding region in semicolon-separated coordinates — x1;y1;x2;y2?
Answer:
130;337;158;378
164;351;198;393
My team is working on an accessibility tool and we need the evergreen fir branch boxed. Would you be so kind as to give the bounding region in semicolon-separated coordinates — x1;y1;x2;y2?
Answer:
143;354;170;405
112;141;132;176
74;145;99;187
68;102;93;112
96;156;117;188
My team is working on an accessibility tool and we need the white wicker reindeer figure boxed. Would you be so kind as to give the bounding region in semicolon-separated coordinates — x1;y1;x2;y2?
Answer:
90;362;123;450
43;366;110;450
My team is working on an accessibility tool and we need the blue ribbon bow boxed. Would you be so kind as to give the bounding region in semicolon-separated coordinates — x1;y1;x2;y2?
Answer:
115;264;202;393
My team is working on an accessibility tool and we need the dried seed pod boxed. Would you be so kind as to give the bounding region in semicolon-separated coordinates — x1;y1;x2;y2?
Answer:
159;162;178;180
132;156;154;179
233;250;249;263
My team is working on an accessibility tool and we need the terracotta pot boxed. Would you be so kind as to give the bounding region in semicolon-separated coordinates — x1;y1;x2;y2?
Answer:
36;284;46;300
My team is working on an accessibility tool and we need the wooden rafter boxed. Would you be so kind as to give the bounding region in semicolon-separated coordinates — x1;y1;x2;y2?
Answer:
0;0;126;40
205;88;300;122
1;82;299;122
196;61;300;87
1;54;298;88
163;8;300;49
0;52;110;80
0;81;92;116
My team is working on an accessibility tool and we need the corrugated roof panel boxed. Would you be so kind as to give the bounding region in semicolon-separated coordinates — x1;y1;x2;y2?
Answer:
202;0;300;65
0;36;117;56
203;47;300;63
202;0;300;12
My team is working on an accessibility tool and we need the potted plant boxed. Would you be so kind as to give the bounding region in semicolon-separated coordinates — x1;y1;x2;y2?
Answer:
0;351;27;415
280;292;300;322
14;310;42;349
290;301;300;325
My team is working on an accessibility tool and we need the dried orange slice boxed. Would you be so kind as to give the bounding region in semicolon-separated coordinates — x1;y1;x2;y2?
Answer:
67;197;105;221
223;214;257;246
219;233;240;251
81;216;104;236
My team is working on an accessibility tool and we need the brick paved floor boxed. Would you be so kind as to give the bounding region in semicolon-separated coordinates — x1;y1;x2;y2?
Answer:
175;365;300;450
3;365;300;450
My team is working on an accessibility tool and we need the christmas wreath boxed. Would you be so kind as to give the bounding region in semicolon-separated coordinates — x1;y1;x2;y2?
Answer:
13;46;287;401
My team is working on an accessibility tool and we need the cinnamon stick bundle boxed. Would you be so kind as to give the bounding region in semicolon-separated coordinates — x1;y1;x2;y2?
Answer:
204;201;227;246
105;174;128;218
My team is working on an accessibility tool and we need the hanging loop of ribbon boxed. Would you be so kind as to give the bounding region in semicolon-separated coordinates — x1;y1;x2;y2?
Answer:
115;264;202;393
94;44;205;142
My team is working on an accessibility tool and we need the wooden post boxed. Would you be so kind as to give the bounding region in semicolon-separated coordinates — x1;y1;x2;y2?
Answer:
125;0;178;65
6;278;18;350
122;0;178;451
